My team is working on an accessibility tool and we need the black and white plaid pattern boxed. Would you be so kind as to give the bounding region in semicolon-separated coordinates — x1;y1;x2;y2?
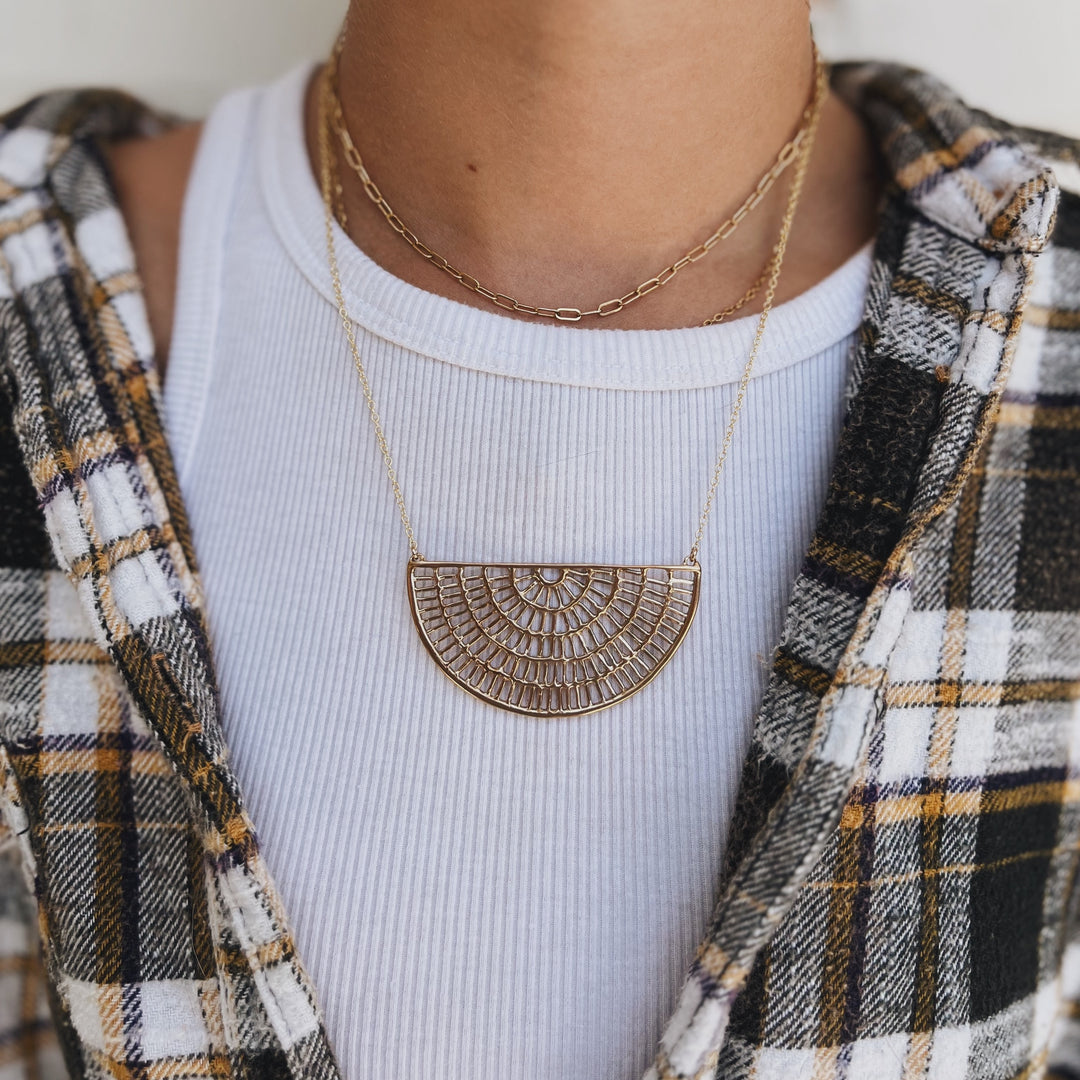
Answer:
0;63;1077;1080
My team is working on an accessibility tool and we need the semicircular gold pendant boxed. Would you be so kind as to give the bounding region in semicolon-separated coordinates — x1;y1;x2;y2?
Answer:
406;560;701;718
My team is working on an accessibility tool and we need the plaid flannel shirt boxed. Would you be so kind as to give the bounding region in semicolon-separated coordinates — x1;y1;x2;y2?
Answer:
0;59;1078;1080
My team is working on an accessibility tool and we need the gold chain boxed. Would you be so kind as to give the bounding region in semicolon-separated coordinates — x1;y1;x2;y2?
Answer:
319;54;827;566
324;43;824;323
702;249;779;326
326;164;773;329
319;74;425;560
686;63;825;561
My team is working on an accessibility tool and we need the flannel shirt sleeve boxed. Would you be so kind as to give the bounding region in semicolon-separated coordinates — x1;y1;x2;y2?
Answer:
0;361;69;1074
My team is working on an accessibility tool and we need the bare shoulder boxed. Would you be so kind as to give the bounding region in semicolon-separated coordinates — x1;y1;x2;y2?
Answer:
104;121;203;379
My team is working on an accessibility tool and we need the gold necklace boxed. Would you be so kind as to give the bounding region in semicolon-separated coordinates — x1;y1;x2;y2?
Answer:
324;42;824;323
318;58;826;718
327;157;778;328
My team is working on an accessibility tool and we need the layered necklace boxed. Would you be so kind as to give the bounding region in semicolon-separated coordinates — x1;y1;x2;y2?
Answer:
318;45;827;718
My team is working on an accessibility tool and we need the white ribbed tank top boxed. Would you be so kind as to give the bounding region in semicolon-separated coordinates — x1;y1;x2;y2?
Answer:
162;62;872;1080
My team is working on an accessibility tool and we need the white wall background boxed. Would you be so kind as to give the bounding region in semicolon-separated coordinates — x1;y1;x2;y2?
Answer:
1;0;1077;137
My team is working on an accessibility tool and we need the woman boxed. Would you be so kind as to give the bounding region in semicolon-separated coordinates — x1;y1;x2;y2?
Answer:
0;0;1077;1077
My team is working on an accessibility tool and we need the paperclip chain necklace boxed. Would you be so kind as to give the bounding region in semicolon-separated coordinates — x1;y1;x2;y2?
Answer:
325;42;823;323
319;54;827;718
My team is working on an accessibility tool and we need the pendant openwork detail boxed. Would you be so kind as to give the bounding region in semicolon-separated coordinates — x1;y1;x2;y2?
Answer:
406;561;701;718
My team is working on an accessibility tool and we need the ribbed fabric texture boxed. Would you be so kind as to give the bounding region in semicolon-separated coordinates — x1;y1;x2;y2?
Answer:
162;63;872;1080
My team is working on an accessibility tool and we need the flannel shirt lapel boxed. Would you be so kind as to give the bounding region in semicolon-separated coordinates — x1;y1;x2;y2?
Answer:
647;64;1059;1079
0;64;1062;1080
0;93;342;1075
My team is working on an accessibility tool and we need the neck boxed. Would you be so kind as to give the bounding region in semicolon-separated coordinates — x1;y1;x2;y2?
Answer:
313;0;880;329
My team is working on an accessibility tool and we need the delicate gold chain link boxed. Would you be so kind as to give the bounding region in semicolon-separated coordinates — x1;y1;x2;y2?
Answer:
329;160;774;329
319;49;827;566
324;42;823;323
686;59;826;563
319;75;425;561
701;249;778;326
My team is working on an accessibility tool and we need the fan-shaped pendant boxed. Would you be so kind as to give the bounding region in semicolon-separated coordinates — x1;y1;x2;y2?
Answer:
406;560;700;717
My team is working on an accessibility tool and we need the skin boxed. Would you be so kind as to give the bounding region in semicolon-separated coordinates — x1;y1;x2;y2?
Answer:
105;0;882;381
106;121;202;373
